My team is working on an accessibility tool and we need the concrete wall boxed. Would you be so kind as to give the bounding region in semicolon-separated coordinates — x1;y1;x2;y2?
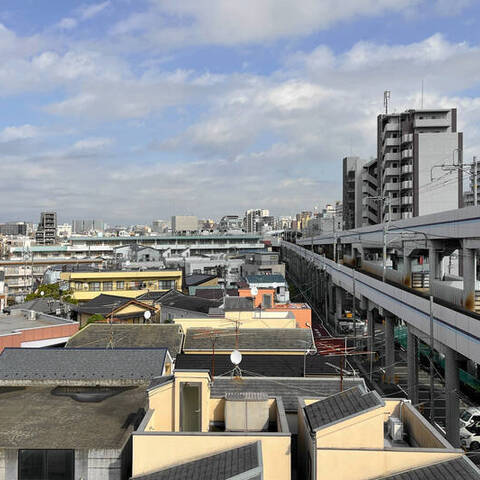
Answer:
175;316;296;331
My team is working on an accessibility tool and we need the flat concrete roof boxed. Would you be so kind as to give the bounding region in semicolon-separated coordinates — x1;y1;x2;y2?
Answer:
0;311;74;336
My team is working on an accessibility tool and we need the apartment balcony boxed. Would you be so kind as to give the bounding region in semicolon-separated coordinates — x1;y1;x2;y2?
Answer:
384;152;401;162
401;196;413;205
384;122;400;132
362;172;378;186
362;209;378;224
402;212;413;219
382;138;400;152
362;184;377;198
401;164;413;174
414;118;450;129
401;149;413;159
382;167;400;179
401;180;413;189
389;197;400;206
383;182;400;192
402;133;413;143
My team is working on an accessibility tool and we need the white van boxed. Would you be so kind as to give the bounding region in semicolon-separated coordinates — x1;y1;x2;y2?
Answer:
460;407;480;428
460;423;480;451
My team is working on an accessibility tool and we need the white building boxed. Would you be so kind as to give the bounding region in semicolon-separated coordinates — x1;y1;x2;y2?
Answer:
244;209;269;233
171;215;198;234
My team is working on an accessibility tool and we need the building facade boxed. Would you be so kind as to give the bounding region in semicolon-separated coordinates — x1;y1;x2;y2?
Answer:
343;157;366;230
171;215;198;234
377;108;462;222
35;212;57;245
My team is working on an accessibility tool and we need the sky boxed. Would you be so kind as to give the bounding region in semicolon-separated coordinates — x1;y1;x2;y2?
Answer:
1;0;480;224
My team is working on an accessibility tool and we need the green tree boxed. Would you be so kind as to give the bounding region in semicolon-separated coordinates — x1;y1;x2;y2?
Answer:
25;283;78;304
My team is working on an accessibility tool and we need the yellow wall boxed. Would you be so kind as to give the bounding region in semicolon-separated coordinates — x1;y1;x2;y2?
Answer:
315;408;385;449
147;383;175;432
175;316;296;331
132;434;291;480
316;449;461;480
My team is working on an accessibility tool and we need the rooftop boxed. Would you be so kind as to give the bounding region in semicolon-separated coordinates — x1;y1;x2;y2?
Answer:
131;442;261;480
70;234;262;242
223;296;254;311
183;327;315;352
0;385;147;449
0;347;168;385
210;376;366;412
184;273;217;287
0;310;75;336
66;324;184;358
380;457;480;479
156;289;221;314
304;385;384;432
245;274;286;284
74;294;154;316
175;353;345;377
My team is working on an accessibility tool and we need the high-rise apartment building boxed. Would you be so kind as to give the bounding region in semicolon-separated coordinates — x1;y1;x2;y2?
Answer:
218;215;243;232
35;212;57;245
377;108;462;222
343;157;366;230
171;215;198;234
463;160;480;207
360;159;379;226
244;209;269;233
72;219;104;234
0;222;28;236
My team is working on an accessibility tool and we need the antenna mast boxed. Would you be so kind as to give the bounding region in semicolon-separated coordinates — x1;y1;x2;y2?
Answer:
384;90;391;114
421;80;424;109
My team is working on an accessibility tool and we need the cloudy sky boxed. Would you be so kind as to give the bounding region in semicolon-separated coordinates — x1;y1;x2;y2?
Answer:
1;0;480;224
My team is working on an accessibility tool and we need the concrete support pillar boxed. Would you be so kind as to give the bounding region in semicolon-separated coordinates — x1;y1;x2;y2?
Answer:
384;313;395;383
403;254;413;288
462;248;476;311
335;286;343;333
445;347;460;448
429;247;443;285
407;326;418;405
367;307;375;354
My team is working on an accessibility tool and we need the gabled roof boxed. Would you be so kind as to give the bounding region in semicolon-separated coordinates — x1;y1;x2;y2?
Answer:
136;291;170;302
210;377;366;412
245;274;286;284
155;289;221;314
223;296;254;311
175;353;344;377
380;457;480;479
184;273;217;287
191;287;225;300
131;442;262;480
74;294;154;316
66;324;184;358
304;385;384;432
183;327;315;352
0;347;168;384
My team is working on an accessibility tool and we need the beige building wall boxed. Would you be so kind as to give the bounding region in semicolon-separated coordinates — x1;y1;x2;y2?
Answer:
132;434;291;480
175;316;296;331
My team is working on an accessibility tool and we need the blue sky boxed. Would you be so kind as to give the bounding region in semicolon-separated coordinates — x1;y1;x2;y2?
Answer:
1;0;480;224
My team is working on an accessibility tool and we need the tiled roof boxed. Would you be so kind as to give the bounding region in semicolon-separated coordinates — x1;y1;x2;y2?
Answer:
210;376;366;412
156;289;221;314
245;274;286;284
175;353;344;377
0;348;167;383
304;385;383;431
183;328;315;352
184;274;217;287
131;442;261;480
380;457;480;479
223;296;254;311
136;291;170;301
66;324;184;358
74;294;142;315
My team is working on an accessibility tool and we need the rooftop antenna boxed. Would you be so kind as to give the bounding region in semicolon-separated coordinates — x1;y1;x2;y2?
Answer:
230;349;243;377
384;90;391;114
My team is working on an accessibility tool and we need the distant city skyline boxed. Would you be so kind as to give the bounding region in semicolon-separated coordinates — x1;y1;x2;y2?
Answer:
1;1;480;222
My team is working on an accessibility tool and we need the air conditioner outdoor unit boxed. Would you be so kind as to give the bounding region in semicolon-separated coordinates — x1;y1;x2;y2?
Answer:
388;416;403;442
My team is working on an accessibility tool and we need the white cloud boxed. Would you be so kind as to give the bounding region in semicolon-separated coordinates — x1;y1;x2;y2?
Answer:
56;17;78;30
78;1;111;20
71;137;113;151
0;124;40;142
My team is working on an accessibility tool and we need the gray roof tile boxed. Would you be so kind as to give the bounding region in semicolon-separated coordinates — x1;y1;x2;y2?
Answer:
380;457;480;479
0;348;167;383
304;385;384;431
184;328;315;352
210;376;365;412
66;324;184;358
131;442;261;480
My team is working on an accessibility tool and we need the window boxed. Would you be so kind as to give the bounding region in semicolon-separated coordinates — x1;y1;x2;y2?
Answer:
116;281;125;290
103;282;113;291
19;449;74;480
88;282;100;292
74;282;82;291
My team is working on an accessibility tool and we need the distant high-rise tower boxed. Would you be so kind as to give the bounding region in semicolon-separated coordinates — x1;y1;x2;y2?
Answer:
35;212;57;245
377;108;462;222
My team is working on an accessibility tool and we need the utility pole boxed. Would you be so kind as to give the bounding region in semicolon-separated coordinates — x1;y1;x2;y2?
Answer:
333;215;337;263
352;269;356;347
429;295;435;424
474;156;478;207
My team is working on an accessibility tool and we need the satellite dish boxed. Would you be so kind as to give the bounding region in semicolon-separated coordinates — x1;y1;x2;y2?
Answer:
230;349;242;366
143;310;152;320
250;286;258;296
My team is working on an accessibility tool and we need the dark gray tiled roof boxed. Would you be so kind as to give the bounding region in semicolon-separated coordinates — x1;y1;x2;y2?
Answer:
0;348;167;383
184;328;315;352
136;291;170;302
0;385;147;449
131;442;261;480
156;289;221;314
74;294;140;315
380;457;480;479
210;376;365;412
304;385;383;431
175;353;343;377
66;324;184;358
184;274;217;287
223;296;254;311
